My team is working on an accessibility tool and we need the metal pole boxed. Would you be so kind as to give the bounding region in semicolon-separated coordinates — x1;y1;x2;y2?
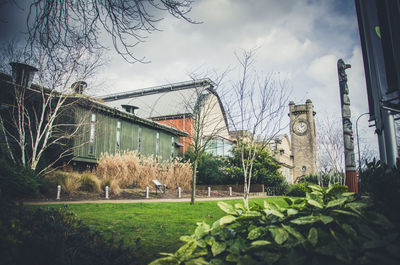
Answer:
56;185;61;200
356;112;369;172
105;186;109;199
207;187;211;197
382;109;399;167
146;187;149;199
178;187;181;198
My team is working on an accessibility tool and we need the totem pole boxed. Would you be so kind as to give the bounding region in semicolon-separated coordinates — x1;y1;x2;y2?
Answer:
337;59;358;193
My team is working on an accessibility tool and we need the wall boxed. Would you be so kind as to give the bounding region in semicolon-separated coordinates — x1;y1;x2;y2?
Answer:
73;106;180;163
289;101;317;180
202;94;230;139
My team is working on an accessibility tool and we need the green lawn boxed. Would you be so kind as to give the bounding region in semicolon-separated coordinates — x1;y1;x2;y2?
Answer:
32;197;287;264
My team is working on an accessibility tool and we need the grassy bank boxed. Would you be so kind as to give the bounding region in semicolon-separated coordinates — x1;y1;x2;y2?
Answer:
31;197;287;264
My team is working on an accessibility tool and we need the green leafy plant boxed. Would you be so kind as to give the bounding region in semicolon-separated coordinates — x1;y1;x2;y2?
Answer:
150;184;399;265
286;182;312;197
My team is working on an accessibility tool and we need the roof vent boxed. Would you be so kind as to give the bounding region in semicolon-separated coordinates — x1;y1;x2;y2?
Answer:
121;104;139;115
71;81;87;94
9;62;38;88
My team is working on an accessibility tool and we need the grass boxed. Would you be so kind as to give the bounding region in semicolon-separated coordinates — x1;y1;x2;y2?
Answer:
30;197;287;264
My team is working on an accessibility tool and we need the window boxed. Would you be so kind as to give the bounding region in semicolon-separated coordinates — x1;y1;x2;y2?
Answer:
156;132;160;156
138;127;142;153
171;137;174;157
116;121;121;150
89;113;96;155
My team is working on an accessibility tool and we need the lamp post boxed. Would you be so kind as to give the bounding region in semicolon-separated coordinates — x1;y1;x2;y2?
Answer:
356;112;369;172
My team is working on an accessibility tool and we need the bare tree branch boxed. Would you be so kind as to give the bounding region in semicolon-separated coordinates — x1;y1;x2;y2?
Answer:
0;41;100;174
222;49;290;209
23;0;197;64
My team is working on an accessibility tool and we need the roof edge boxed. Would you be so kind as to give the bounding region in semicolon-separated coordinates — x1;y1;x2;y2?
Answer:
100;78;216;102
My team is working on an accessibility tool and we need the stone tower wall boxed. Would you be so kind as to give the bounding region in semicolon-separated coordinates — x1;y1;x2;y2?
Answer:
289;100;317;181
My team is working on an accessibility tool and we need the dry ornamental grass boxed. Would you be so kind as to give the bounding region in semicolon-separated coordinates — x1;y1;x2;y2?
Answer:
96;151;192;192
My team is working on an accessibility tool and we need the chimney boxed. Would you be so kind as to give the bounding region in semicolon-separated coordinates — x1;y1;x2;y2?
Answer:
9;62;38;88
121;104;139;115
71;81;87;94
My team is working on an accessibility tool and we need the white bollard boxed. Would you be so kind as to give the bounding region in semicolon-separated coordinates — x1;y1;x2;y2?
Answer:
56;185;61;200
208;187;211;197
178;187;181;198
146;187;149;199
105;186;109;199
229;186;232;196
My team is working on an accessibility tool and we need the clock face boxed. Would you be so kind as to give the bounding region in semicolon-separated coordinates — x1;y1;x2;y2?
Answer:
293;120;308;135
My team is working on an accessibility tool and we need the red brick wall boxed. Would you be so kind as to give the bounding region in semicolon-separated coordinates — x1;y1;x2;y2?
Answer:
155;117;193;154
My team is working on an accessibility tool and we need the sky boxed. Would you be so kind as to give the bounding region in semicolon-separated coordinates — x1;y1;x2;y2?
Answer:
0;0;379;158
96;0;378;156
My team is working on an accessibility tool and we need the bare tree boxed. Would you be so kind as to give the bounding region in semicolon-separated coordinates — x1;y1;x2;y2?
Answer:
222;49;290;209
169;70;230;205
317;115;345;176
0;0;196;64
0;42;102;175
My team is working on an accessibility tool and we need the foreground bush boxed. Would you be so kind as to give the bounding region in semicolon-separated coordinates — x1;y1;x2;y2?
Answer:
0;152;47;199
0;201;134;265
96;151;192;190
359;159;400;224
150;184;399;265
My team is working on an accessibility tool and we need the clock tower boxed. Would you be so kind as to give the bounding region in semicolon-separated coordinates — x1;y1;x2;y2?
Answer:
289;99;317;181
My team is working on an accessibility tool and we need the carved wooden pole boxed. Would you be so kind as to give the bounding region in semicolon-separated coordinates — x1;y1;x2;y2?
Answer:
337;59;358;193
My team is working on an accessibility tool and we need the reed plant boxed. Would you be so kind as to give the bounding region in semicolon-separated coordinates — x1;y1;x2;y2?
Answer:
96;151;192;190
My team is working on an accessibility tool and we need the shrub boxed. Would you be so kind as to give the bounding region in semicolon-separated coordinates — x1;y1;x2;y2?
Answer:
45;171;81;195
297;173;344;187
0;154;47;199
100;178;121;195
227;144;283;185
286;182;312;197
359;159;400;224
79;173;101;193
0;201;134;265
296;174;319;184
264;174;289;195
183;151;229;185
150;184;399;265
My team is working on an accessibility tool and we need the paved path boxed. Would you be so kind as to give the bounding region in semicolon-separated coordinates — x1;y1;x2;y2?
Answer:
24;195;269;205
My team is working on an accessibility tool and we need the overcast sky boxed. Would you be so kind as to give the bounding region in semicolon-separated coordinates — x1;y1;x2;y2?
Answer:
0;0;379;158
95;0;377;156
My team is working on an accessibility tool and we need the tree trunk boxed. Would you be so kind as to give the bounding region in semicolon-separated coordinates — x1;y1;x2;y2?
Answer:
190;159;198;205
243;181;249;209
